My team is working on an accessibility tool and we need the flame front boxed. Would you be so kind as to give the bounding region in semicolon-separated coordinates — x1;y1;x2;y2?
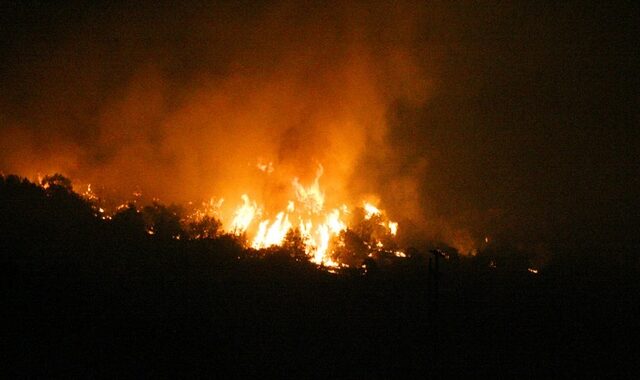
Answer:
80;162;402;269
252;211;292;249
231;194;259;233
292;165;325;214
222;163;399;267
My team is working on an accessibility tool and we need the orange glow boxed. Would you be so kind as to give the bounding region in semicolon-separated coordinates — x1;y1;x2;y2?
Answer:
251;211;292;249
388;221;398;236
218;164;399;267
30;161;404;268
292;165;325;214
364;202;381;220
231;194;260;234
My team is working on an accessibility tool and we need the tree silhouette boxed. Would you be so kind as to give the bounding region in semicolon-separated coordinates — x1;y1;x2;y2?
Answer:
142;202;185;240
283;228;306;259
41;173;73;191
111;203;146;240
332;229;368;267
187;215;221;239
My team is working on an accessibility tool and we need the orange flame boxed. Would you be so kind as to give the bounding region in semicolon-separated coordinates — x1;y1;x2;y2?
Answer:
221;164;398;267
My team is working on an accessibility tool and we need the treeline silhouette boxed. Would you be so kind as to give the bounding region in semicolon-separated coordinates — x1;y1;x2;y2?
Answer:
2;174;638;377
0;173;442;280
0;173;543;276
1;174;333;281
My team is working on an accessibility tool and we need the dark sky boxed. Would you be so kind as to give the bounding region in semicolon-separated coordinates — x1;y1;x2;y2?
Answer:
1;1;638;255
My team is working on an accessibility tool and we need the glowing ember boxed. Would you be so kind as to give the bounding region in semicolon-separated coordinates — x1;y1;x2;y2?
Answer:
256;160;274;174
83;184;98;201
394;250;406;258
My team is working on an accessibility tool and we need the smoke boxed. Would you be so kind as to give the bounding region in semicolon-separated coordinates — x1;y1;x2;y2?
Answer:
0;1;486;252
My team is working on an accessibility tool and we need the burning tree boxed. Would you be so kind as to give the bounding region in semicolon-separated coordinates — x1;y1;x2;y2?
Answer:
20;161;406;270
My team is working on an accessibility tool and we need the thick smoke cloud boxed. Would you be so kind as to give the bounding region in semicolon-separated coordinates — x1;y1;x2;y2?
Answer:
1;1;638;255
0;1;446;245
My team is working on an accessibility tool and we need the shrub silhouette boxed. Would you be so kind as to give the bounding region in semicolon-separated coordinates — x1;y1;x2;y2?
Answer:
283;228;306;259
186;215;221;239
142;202;185;241
110;203;147;241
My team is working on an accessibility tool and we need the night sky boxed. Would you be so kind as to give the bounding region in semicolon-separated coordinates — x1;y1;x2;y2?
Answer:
1;1;638;256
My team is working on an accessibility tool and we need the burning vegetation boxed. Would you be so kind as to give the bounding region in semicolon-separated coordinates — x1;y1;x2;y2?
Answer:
22;168;406;271
2;171;558;277
224;163;402;267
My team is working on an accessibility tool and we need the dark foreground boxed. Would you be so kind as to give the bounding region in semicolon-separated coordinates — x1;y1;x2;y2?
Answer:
5;252;639;378
2;176;639;377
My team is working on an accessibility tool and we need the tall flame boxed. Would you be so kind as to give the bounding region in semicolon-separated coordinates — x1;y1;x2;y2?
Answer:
292;165;325;214
364;202;381;220
222;163;398;267
78;161;401;268
252;211;293;249
231;194;259;233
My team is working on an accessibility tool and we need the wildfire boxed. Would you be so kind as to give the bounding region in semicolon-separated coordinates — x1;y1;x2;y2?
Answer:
222;163;399;267
72;162;402;269
231;194;260;233
292;165;325;214
252;211;292;249
83;184;98;201
388;221;398;236
364;202;381;219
